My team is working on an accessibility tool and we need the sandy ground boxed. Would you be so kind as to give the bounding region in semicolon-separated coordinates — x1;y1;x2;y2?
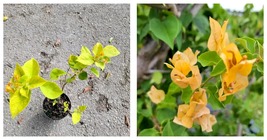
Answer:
3;4;130;136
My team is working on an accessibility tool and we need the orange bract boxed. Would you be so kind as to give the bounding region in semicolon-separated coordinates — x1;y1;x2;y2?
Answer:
147;85;165;104
208;17;229;54
165;48;202;90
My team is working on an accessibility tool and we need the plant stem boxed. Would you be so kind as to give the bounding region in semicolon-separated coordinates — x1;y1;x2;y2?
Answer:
201;76;215;87
61;73;76;91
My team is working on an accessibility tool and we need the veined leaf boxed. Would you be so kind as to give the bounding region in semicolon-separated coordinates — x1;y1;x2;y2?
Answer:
10;90;31;118
14;63;25;77
162;120;187;136
198;51;221;67
28;76;47;89
235;37;256;53
181;86;193;104
40;82;63;99
90;67;99;78
138;128;160;136
210;59;226;76
72;112;81;125
22;58;40;77
77;46;94;66
50;68;67;80
103;45;120;57
95;62;105;71
149;15;182;49
92;42;104;56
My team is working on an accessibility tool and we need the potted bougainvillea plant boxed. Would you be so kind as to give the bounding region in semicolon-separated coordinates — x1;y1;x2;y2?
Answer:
5;42;120;124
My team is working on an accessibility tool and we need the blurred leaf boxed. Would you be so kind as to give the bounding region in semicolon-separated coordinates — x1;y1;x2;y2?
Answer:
181;86;193;104
103;45;120;57
28;76;46;89
207;85;224;110
95;61;105;71
167;82;181;96
90;67;99;78
22;58;40;77
138;128;160;136
50;68;67;80
77;46;94;66
176;31;182;50
150;71;162;84
222;94;234;105
235;37;256;53
256;62;263;73
180;10;193;28
198;51;221;67
149;15;182;49
157;95;177;110
156;108;176;124
210;60;226;76
193;14;209;34
40;82;62;99
10;90;30;118
162;120;187;136
78;71;88;80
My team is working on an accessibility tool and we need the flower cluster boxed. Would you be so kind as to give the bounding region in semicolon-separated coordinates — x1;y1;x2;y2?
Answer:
147;17;257;133
208;17;256;101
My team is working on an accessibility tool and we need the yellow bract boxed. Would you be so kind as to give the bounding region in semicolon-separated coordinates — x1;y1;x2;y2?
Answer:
147;85;165;104
208;17;229;54
165;48;202;90
173;89;216;132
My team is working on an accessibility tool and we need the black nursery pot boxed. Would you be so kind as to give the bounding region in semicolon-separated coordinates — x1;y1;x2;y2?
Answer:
43;93;71;120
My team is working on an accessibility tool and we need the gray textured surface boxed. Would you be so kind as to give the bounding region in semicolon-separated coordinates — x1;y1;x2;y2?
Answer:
3;4;130;136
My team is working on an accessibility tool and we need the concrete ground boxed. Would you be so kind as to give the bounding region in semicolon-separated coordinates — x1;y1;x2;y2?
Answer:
3;4;130;136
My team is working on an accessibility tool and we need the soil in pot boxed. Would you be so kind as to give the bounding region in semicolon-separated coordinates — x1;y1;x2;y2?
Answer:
43;93;71;120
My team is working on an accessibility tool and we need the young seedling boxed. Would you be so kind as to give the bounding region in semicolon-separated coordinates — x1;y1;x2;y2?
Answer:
5;42;120;125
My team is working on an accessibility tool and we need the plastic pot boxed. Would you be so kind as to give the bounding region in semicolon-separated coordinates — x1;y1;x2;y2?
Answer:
43;93;71;120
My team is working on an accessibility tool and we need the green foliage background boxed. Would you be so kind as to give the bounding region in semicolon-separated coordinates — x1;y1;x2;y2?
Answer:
137;4;263;136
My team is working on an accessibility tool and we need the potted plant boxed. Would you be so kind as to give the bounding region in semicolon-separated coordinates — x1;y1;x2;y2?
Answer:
5;42;120;124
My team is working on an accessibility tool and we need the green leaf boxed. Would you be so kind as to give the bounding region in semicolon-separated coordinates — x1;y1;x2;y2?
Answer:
78;71;88;80
180;10;193;28
28;76;47;89
176;31;182;50
157;95;177;110
181;86;193;104
156;108;176;124
95;62;105;71
150;71;162;85
198;51;221;67
149;15;182;49
77;46;94;66
72;112;81;125
10;90;30;118
162;120;187;136
68;55;87;70
92;42;104;56
235;37;256;53
22;58;40;77
77;105;87;113
103;45;120;57
50;68;67;80
66;76;76;83
167;82;181;95
138;128;160;136
210;59;226;76
14;63;25;77
90;67;99;78
193;14;209;34
40;82;63;99
256;62;263;73
19;86;30;98
222;94;234;105
206;85;224;110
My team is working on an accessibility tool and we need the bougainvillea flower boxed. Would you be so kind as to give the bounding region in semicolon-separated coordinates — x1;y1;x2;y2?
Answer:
218;43;256;101
195;114;217;132
190;88;207;105
173;89;216;130
165;48;202;90
208;17;229;54
147;85;165;104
